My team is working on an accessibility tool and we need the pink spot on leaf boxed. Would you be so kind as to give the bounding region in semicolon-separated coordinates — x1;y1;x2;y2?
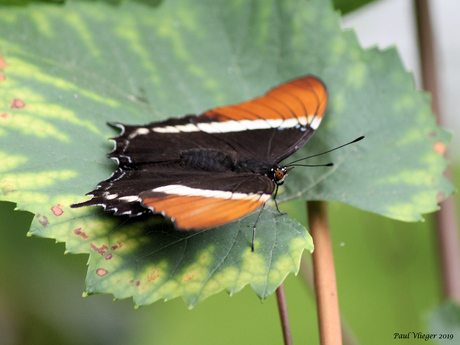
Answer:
90;243;109;256
36;214;49;227
51;204;64;217
434;141;446;155
0;54;6;81
437;192;446;202
73;228;89;240
111;241;123;250
96;269;108;276
10;98;25;109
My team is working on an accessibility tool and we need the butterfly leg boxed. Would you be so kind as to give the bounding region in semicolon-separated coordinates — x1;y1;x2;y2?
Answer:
251;202;266;252
273;184;287;215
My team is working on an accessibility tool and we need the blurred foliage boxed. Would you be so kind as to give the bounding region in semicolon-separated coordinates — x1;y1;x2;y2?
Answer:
0;0;164;6
333;0;377;14
0;0;377;13
0;0;63;5
429;301;460;344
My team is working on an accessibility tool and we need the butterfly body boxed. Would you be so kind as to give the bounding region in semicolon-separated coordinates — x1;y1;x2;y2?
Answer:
72;75;328;230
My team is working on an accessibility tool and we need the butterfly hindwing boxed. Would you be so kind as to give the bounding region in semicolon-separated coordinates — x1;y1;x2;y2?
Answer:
75;167;274;227
139;174;273;229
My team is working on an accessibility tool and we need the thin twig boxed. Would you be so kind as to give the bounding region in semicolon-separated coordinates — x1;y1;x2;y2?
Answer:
414;0;460;302
276;283;293;345
308;200;342;345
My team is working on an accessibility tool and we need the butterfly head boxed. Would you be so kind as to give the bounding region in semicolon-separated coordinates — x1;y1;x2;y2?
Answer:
271;167;294;186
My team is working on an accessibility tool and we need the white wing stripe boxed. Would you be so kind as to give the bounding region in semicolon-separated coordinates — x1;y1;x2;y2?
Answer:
151;116;318;133
150;184;271;202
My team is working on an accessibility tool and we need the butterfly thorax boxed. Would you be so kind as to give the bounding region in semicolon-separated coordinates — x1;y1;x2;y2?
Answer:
178;147;293;187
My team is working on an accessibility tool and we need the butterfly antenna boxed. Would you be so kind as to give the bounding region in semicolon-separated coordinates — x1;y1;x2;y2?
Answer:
287;163;334;168
285;136;364;167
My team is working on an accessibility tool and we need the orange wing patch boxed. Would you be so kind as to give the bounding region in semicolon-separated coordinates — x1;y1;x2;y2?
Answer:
141;193;270;229
203;75;327;123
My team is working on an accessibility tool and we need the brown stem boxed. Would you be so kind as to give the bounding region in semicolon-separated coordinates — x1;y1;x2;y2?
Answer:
308;200;342;345
299;257;360;345
414;0;460;302
276;283;293;345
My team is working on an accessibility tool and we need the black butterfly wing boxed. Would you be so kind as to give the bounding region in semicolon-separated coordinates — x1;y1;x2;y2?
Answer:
196;75;327;165
108;76;327;168
72;75;327;228
74;164;273;228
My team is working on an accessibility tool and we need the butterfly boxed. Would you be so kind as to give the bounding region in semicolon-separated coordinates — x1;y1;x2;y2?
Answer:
71;75;328;238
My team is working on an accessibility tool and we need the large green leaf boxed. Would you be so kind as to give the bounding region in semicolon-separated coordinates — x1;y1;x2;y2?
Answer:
80;209;310;306
0;0;453;306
